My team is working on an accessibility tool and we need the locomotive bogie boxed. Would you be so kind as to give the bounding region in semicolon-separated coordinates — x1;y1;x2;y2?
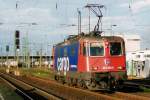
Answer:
54;71;126;90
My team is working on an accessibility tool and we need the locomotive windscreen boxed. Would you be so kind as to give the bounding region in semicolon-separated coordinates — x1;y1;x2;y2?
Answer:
90;42;104;56
110;42;122;56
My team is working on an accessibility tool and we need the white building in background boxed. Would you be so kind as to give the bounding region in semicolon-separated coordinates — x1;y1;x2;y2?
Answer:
118;34;150;78
126;50;150;78
117;34;141;52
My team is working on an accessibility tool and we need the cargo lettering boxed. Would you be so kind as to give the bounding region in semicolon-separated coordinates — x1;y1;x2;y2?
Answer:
57;57;70;75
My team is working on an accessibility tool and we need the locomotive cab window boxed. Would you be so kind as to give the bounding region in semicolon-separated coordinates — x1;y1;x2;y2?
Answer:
90;43;104;56
83;44;87;56
110;42;122;56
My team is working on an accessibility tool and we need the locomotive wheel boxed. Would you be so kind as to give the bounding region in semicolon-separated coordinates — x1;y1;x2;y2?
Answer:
108;79;115;91
57;76;65;84
116;80;124;90
54;75;59;81
99;81;107;89
77;79;84;88
81;80;87;89
72;78;78;87
109;83;116;91
85;81;97;90
54;75;57;80
91;82;96;88
60;79;65;84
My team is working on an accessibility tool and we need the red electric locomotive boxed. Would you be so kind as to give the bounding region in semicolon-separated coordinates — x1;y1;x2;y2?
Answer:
52;32;127;90
52;4;127;90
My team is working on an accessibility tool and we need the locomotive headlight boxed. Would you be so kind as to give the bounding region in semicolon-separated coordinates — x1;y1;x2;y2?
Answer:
94;67;98;70
91;67;98;71
118;66;122;70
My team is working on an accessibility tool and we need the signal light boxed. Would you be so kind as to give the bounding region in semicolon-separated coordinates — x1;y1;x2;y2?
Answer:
15;30;20;38
15;30;20;49
16;45;20;49
15;39;19;45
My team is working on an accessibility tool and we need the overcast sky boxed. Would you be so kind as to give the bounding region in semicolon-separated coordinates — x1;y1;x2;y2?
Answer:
0;0;150;56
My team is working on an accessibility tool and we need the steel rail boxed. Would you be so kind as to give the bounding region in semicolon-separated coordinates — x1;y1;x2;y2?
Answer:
0;76;33;100
0;73;61;100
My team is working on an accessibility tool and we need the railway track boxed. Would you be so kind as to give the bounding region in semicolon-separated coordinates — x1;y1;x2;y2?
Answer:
125;81;150;88
0;76;33;100
106;92;150;100
28;75;150;100
0;73;62;100
1;73;150;100
11;74;118;100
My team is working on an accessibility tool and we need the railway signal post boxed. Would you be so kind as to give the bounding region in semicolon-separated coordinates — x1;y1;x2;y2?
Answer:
14;30;20;76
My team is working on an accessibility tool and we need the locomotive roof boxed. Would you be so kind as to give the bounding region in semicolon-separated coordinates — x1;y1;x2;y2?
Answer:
55;32;124;47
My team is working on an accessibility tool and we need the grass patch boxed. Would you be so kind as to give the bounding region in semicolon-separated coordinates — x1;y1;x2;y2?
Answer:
0;67;6;72
0;82;23;100
20;68;54;79
139;86;150;92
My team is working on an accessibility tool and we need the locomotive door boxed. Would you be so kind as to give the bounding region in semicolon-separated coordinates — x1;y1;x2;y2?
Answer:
78;42;90;72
